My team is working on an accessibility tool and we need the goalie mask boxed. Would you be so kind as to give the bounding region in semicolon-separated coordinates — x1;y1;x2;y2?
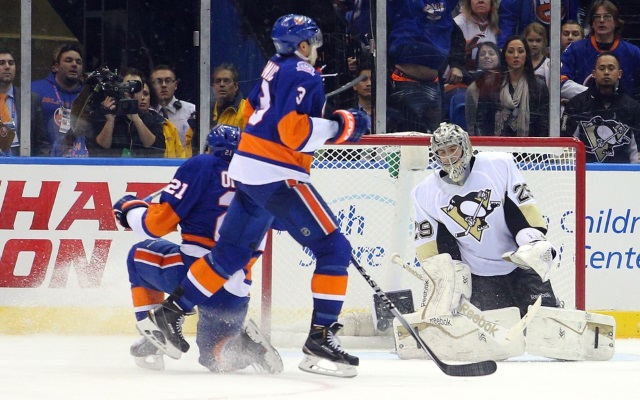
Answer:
205;124;240;161
431;123;473;183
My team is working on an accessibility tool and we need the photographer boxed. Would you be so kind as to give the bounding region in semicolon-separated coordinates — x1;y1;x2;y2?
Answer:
89;68;165;157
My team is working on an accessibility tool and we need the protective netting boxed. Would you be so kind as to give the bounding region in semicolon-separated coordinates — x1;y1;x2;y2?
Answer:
251;136;584;341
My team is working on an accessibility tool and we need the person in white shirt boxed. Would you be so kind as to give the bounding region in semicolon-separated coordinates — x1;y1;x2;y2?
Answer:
150;65;196;152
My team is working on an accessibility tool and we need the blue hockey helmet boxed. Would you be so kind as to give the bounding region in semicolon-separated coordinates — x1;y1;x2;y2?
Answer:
271;14;323;55
205;124;240;161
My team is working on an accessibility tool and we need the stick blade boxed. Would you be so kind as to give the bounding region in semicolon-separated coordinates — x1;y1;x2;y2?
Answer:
442;360;497;377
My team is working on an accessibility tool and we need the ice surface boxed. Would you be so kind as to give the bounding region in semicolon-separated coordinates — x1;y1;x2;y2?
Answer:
1;335;639;400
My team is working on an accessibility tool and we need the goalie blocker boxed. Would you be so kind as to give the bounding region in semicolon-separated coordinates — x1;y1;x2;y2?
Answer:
393;254;616;361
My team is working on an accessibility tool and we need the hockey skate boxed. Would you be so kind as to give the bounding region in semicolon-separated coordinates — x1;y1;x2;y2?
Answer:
242;319;284;374
299;322;359;378
206;319;284;374
130;336;165;371
136;300;193;360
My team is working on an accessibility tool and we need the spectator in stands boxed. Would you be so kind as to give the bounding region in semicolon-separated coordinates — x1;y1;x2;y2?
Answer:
352;63;372;125
150;65;196;152
465;42;503;135
0;49;47;156
524;22;551;88
31;43;89;156
497;0;579;47
523;21;585;121
211;63;246;130
454;0;500;72
89;68;165;157
561;0;640;101
338;0;372;47
387;0;460;133
495;36;549;136
561;19;584;52
561;52;640;163
138;77;185;158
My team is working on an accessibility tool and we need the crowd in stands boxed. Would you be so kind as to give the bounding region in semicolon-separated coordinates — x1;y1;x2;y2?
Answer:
1;0;639;163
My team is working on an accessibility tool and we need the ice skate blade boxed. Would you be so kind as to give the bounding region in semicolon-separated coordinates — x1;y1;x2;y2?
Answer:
136;318;183;360
244;319;284;374
298;354;357;378
134;354;165;371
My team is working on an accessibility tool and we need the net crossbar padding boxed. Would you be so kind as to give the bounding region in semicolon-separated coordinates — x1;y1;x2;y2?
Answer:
255;135;586;339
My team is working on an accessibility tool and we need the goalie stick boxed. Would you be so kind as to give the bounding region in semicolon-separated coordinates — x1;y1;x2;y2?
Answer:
350;255;497;377
390;253;542;342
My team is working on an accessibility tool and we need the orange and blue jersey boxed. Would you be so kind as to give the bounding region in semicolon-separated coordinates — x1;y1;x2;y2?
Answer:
134;154;235;251
229;54;337;185
561;36;640;96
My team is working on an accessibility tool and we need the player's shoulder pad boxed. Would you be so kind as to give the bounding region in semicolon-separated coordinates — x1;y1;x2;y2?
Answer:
295;61;317;76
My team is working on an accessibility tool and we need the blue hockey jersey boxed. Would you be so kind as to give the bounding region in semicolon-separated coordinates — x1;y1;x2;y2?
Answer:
141;154;236;249
230;54;328;184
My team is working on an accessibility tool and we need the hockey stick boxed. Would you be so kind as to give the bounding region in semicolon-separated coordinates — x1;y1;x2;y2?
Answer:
326;74;366;98
350;255;497;377
143;186;167;203
390;253;542;342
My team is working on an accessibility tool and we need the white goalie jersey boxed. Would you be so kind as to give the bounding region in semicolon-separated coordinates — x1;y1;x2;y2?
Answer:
412;152;548;277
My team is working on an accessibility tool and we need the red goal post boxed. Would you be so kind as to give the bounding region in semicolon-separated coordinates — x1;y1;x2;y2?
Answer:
255;135;586;340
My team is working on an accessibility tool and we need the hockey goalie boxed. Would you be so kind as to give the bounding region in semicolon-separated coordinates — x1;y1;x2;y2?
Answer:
393;123;616;362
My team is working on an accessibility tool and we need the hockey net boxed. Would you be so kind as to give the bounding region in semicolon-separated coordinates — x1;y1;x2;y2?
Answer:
251;135;586;345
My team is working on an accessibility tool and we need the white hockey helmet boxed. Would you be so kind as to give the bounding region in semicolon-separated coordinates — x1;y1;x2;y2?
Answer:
431;122;473;183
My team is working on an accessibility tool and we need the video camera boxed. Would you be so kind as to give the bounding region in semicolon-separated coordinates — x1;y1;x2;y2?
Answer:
86;68;142;114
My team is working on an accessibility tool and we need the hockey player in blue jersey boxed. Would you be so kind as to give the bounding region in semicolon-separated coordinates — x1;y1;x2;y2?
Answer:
132;14;370;378
112;124;282;374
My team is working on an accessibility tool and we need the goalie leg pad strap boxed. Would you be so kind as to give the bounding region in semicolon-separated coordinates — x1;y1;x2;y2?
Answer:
420;253;472;318
525;307;616;361
393;308;525;362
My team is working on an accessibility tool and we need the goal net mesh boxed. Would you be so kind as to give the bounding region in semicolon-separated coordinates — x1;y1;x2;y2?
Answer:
250;135;585;345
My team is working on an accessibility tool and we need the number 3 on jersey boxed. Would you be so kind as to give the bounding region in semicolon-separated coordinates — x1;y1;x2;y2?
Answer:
248;79;306;124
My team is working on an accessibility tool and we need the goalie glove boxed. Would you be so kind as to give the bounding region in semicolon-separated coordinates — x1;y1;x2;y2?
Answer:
502;240;557;282
329;109;370;144
113;195;148;229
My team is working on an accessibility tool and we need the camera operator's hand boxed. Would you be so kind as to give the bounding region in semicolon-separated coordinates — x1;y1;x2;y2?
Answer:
126;112;140;121
102;96;117;116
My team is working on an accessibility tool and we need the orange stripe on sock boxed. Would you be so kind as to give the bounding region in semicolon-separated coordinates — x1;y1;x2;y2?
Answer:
311;274;348;296
131;286;165;308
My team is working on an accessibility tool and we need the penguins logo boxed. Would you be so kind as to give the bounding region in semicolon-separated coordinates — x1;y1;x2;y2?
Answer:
442;190;501;240
580;116;630;162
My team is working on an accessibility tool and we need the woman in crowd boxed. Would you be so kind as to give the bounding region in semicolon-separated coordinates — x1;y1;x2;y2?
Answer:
89;68;166;157
465;42;503;135
495;36;549;137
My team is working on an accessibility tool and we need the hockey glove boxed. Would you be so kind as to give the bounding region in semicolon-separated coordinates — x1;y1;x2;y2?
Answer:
502;240;557;282
329;109;370;144
113;195;148;229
